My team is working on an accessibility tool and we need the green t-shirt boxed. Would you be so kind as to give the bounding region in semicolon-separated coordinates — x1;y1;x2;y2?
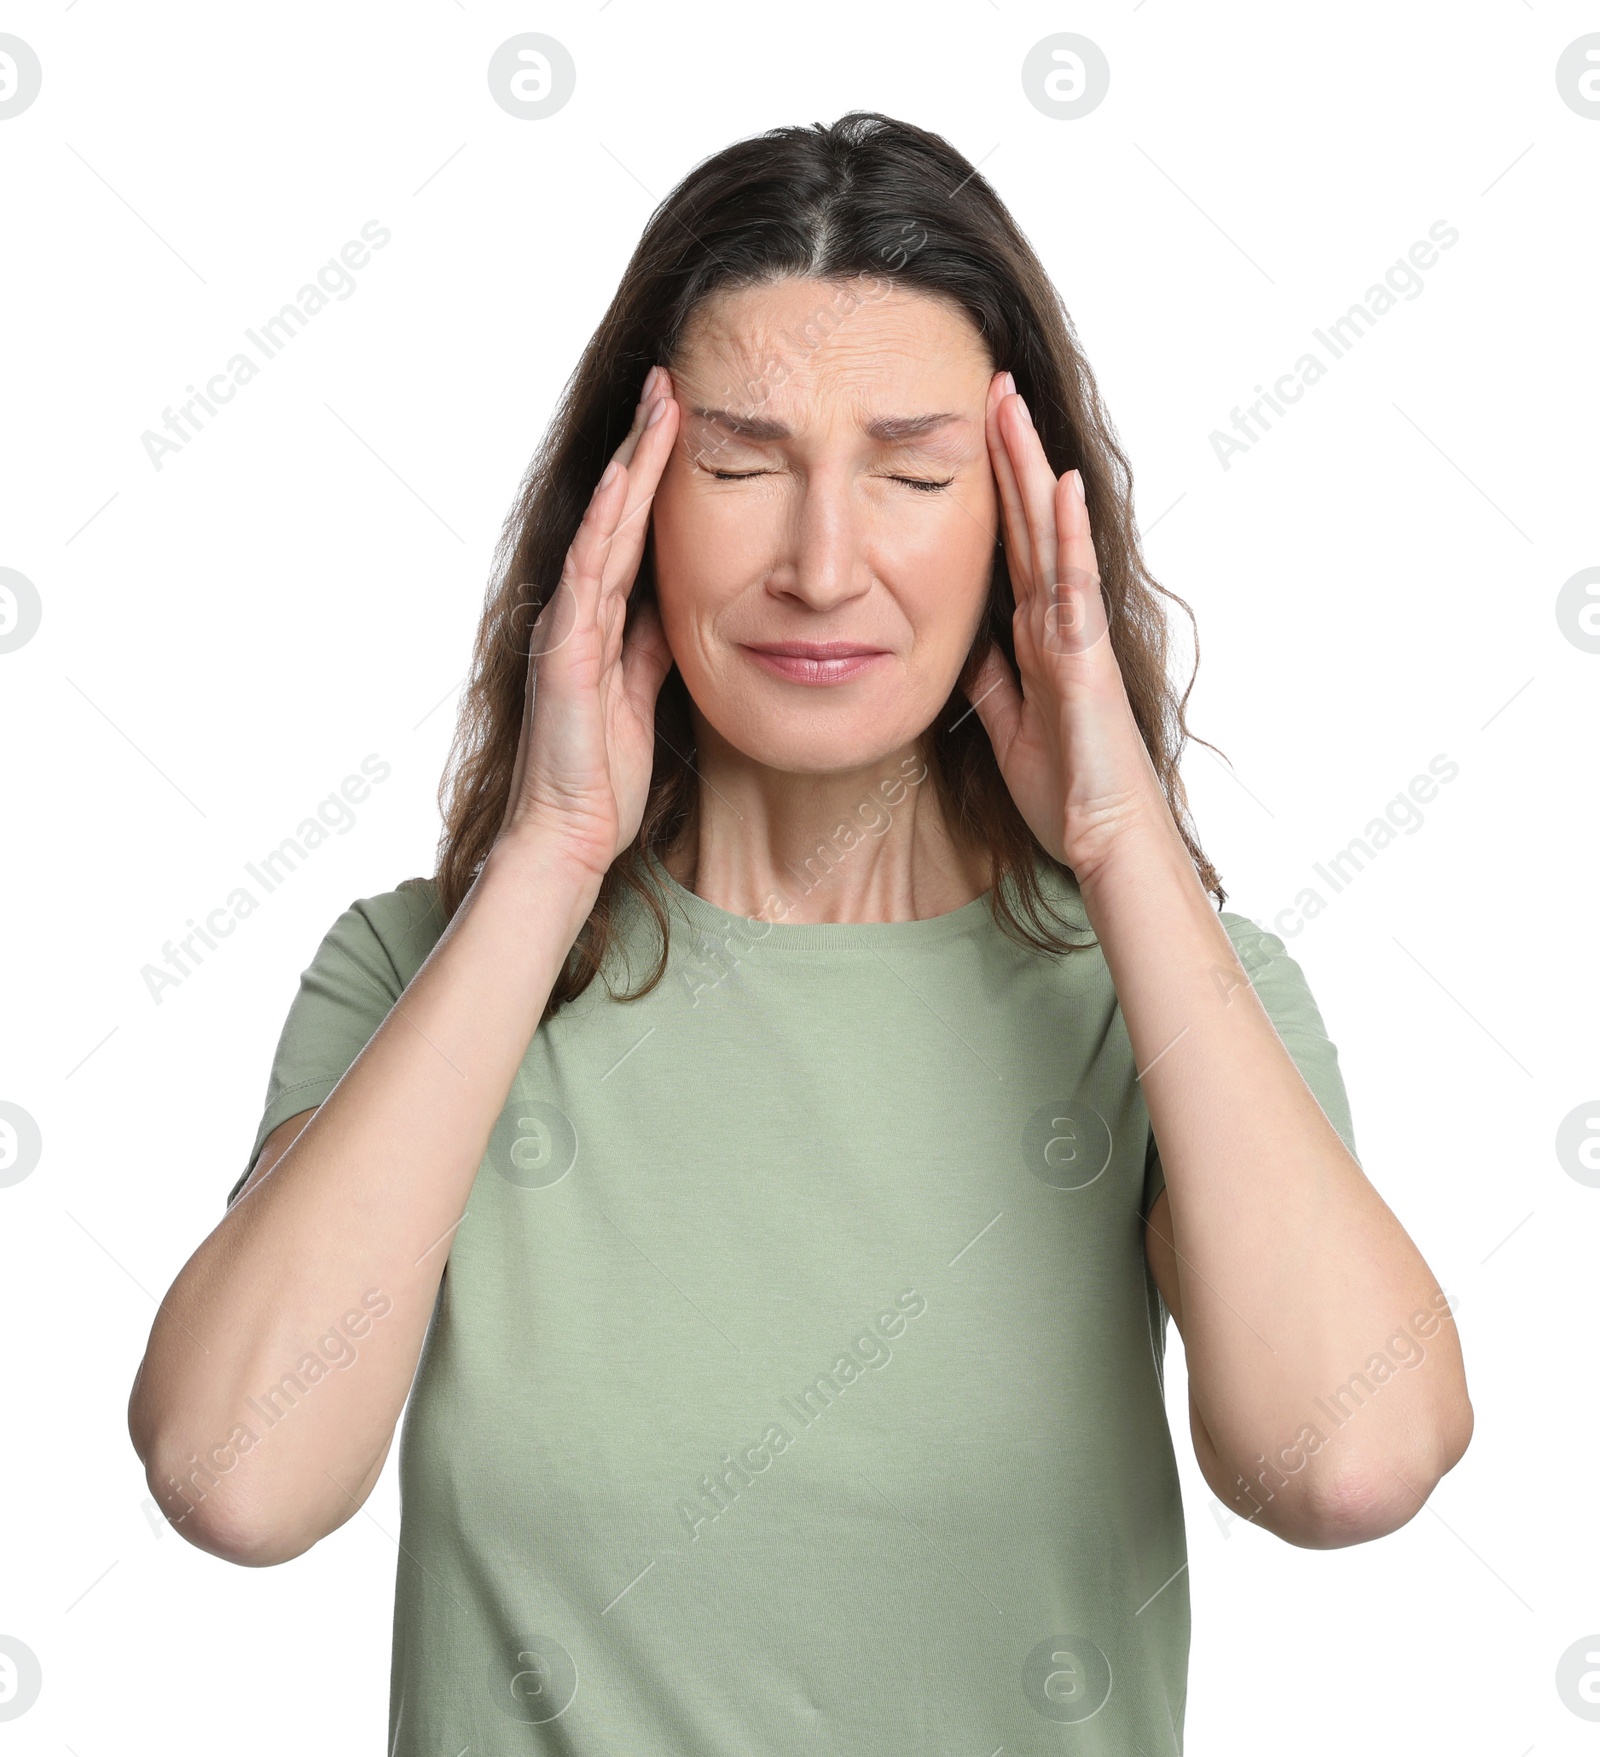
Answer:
233;857;1356;1754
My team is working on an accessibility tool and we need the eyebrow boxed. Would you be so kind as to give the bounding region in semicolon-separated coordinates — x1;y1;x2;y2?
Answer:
690;408;966;444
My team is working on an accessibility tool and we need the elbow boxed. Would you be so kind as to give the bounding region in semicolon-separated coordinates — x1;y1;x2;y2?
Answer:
1284;1467;1427;1550
146;1473;319;1568
130;1369;324;1567
1283;1400;1476;1551
136;1435;321;1569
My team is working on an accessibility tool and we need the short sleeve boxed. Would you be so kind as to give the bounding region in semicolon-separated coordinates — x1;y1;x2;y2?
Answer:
227;881;445;1207
1142;914;1358;1217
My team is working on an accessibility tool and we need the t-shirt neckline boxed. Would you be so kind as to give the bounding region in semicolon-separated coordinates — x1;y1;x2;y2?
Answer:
639;852;1001;953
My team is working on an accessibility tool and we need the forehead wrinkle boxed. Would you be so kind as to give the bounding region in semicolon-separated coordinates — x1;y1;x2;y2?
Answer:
679;312;795;379
683;306;978;398
688;374;978;442
678;308;987;453
686;407;978;461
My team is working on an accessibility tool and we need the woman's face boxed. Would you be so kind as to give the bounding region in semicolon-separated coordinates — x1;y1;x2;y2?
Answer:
649;278;1001;775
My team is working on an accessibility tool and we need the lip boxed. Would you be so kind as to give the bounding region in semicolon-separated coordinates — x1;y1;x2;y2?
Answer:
740;641;890;684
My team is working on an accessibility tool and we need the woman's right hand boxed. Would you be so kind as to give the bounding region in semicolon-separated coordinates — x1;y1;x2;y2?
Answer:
496;366;681;880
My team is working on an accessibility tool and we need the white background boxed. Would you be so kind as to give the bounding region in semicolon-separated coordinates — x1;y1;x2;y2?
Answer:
2;1;1596;1750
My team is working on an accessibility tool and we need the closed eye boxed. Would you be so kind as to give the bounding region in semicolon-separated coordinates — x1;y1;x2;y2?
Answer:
708;469;955;493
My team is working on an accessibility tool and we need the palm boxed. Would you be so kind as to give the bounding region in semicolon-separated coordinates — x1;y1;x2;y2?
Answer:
501;379;679;871
968;374;1167;882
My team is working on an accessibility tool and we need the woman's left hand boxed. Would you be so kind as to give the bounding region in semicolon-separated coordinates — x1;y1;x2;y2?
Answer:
963;369;1176;887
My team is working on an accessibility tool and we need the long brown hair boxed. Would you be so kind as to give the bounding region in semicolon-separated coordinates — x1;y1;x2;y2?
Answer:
430;110;1227;1019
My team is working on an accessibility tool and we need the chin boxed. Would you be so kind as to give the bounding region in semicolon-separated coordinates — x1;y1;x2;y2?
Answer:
698;688;929;778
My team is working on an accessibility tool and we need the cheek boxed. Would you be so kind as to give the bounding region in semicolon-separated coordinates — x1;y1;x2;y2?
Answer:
649;479;746;658
892;507;994;651
649;472;704;605
652;467;759;582
910;503;989;569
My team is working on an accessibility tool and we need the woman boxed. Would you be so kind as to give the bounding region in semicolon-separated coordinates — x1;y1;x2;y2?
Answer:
129;112;1472;1753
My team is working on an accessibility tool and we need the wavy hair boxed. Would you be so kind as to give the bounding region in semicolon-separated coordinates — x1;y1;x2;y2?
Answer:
429;110;1226;1019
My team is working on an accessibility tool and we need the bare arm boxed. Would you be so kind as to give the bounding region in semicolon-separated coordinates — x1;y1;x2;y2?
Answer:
966;373;1471;1551
128;367;682;1566
1126;844;1473;1551
128;836;603;1565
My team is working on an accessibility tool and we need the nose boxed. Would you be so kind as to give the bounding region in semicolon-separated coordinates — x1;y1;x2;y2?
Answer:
770;463;874;613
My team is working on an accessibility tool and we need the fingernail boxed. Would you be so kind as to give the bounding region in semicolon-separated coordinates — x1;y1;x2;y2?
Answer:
641;366;659;402
1016;394;1031;426
598;458;622;490
645;396;669;428
1003;371;1016;397
1072;469;1086;502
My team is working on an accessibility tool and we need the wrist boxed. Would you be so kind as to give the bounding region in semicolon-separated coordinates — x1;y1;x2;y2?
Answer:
1072;806;1196;909
481;826;608;926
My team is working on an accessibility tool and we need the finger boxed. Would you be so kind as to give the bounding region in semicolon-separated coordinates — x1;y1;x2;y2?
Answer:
590;362;671;586
618;592;676;722
610;364;677;484
993;395;1055;678
611;363;666;471
539;384;676;663
982;379;1045;689
601;374;680;600
985;376;1034;598
1004;392;1061;602
1056;467;1098;589
551;455;633;643
505;458;636;839
1003;396;1096;670
1049;469;1111;659
961;638;1025;761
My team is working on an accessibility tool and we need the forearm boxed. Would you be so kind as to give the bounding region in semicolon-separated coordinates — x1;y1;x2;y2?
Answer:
131;830;600;1561
1079;816;1471;1537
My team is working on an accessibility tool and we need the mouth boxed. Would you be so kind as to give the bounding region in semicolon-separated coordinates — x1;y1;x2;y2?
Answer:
739;641;891;685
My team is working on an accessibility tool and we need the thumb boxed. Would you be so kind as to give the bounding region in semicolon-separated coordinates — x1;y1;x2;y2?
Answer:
961;640;1024;759
620;595;676;717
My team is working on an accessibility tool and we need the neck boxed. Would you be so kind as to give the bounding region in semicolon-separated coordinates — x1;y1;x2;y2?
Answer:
658;723;991;926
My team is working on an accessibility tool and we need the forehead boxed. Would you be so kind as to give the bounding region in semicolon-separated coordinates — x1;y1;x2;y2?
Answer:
673;277;991;405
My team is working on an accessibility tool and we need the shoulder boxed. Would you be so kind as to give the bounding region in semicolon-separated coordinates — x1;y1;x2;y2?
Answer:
1214;910;1358;1159
1215;910;1341;1054
1216;911;1318;991
317;876;447;992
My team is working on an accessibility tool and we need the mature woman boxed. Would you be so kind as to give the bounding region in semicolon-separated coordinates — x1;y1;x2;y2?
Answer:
129;112;1472;1753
